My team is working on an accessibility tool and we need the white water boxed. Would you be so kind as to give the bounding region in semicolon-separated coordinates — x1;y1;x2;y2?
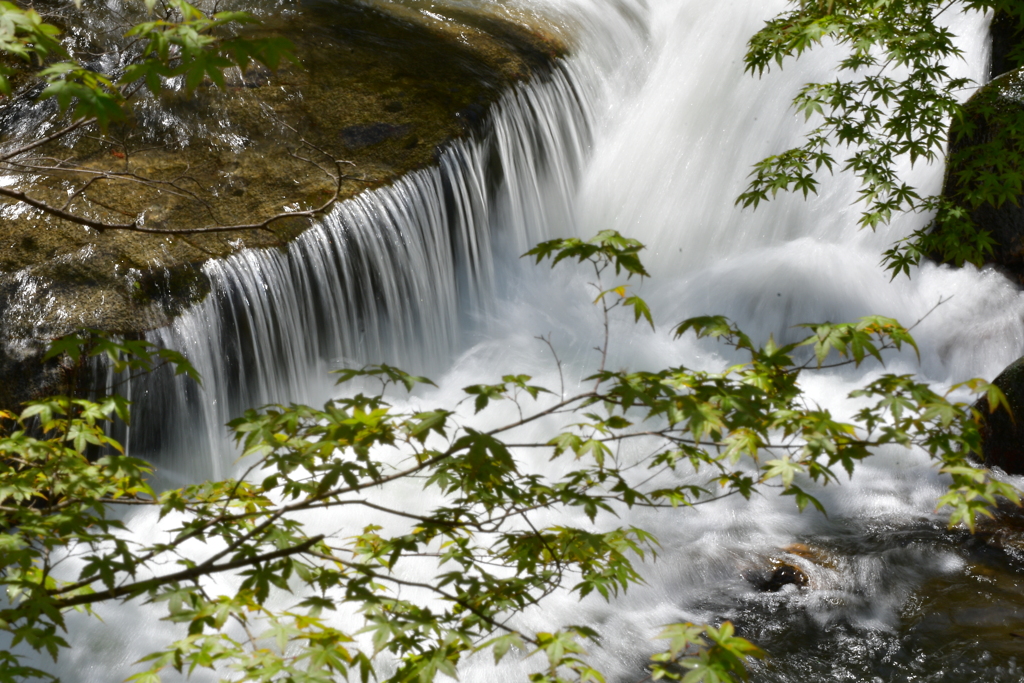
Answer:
42;0;1024;681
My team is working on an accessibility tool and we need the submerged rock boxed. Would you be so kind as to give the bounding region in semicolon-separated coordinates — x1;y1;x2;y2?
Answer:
744;546;819;593
752;563;809;593
975;355;1024;475
339;123;413;150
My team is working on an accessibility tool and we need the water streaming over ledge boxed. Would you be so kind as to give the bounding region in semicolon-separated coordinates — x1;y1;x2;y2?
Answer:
45;0;1024;680
124;61;591;482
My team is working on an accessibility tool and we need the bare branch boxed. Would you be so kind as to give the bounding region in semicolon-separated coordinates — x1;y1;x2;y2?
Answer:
0;185;135;231
52;534;325;610
0;117;96;163
0;155;367;235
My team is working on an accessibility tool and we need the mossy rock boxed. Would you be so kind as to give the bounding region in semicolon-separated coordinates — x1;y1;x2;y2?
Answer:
933;67;1024;281
0;0;565;407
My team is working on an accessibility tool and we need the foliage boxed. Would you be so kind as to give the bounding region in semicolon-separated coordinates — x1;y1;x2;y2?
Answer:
0;2;64;97
1;0;293;126
121;3;292;97
0;231;1015;683
738;0;1024;277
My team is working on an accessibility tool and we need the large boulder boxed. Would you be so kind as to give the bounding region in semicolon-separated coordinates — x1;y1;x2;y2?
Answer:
975;355;1024;475
991;9;1024;81
933;67;1024;281
0;0;565;407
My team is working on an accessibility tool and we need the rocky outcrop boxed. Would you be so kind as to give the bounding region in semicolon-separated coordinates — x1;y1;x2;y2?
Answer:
0;0;566;407
991;10;1024;81
975;355;1024;475
931;11;1024;279
933;67;1024;281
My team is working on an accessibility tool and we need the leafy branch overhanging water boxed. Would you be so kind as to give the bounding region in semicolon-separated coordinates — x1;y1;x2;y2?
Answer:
739;0;1024;277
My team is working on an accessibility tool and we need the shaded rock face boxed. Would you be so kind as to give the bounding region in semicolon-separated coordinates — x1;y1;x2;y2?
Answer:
934;68;1024;282
339;123;414;150
0;0;565;408
991;10;1024;81
932;12;1024;279
976;355;1024;475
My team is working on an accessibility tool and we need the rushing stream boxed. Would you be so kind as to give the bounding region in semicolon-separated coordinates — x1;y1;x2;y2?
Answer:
39;0;1024;681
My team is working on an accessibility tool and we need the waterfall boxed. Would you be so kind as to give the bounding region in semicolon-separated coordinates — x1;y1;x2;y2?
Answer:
33;0;1024;680
124;61;591;482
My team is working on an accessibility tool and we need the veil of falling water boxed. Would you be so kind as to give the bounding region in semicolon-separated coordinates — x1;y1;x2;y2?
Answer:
120;56;590;483
45;0;1024;681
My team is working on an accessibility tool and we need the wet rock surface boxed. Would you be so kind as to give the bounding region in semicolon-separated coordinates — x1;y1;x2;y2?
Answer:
746;558;810;594
0;0;565;407
975;355;1024;475
702;524;1024;682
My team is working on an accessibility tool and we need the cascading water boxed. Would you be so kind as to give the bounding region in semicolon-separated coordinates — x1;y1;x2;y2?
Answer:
124;59;591;483
38;0;1024;680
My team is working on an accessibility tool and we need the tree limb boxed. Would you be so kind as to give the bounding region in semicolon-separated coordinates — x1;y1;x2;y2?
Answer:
51;533;325;610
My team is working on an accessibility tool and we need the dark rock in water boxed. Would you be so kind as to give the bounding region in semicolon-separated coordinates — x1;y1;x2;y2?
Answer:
933;68;1024;281
748;562;809;593
991;10;1024;81
455;103;487;129
976;355;1024;475
971;498;1024;553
